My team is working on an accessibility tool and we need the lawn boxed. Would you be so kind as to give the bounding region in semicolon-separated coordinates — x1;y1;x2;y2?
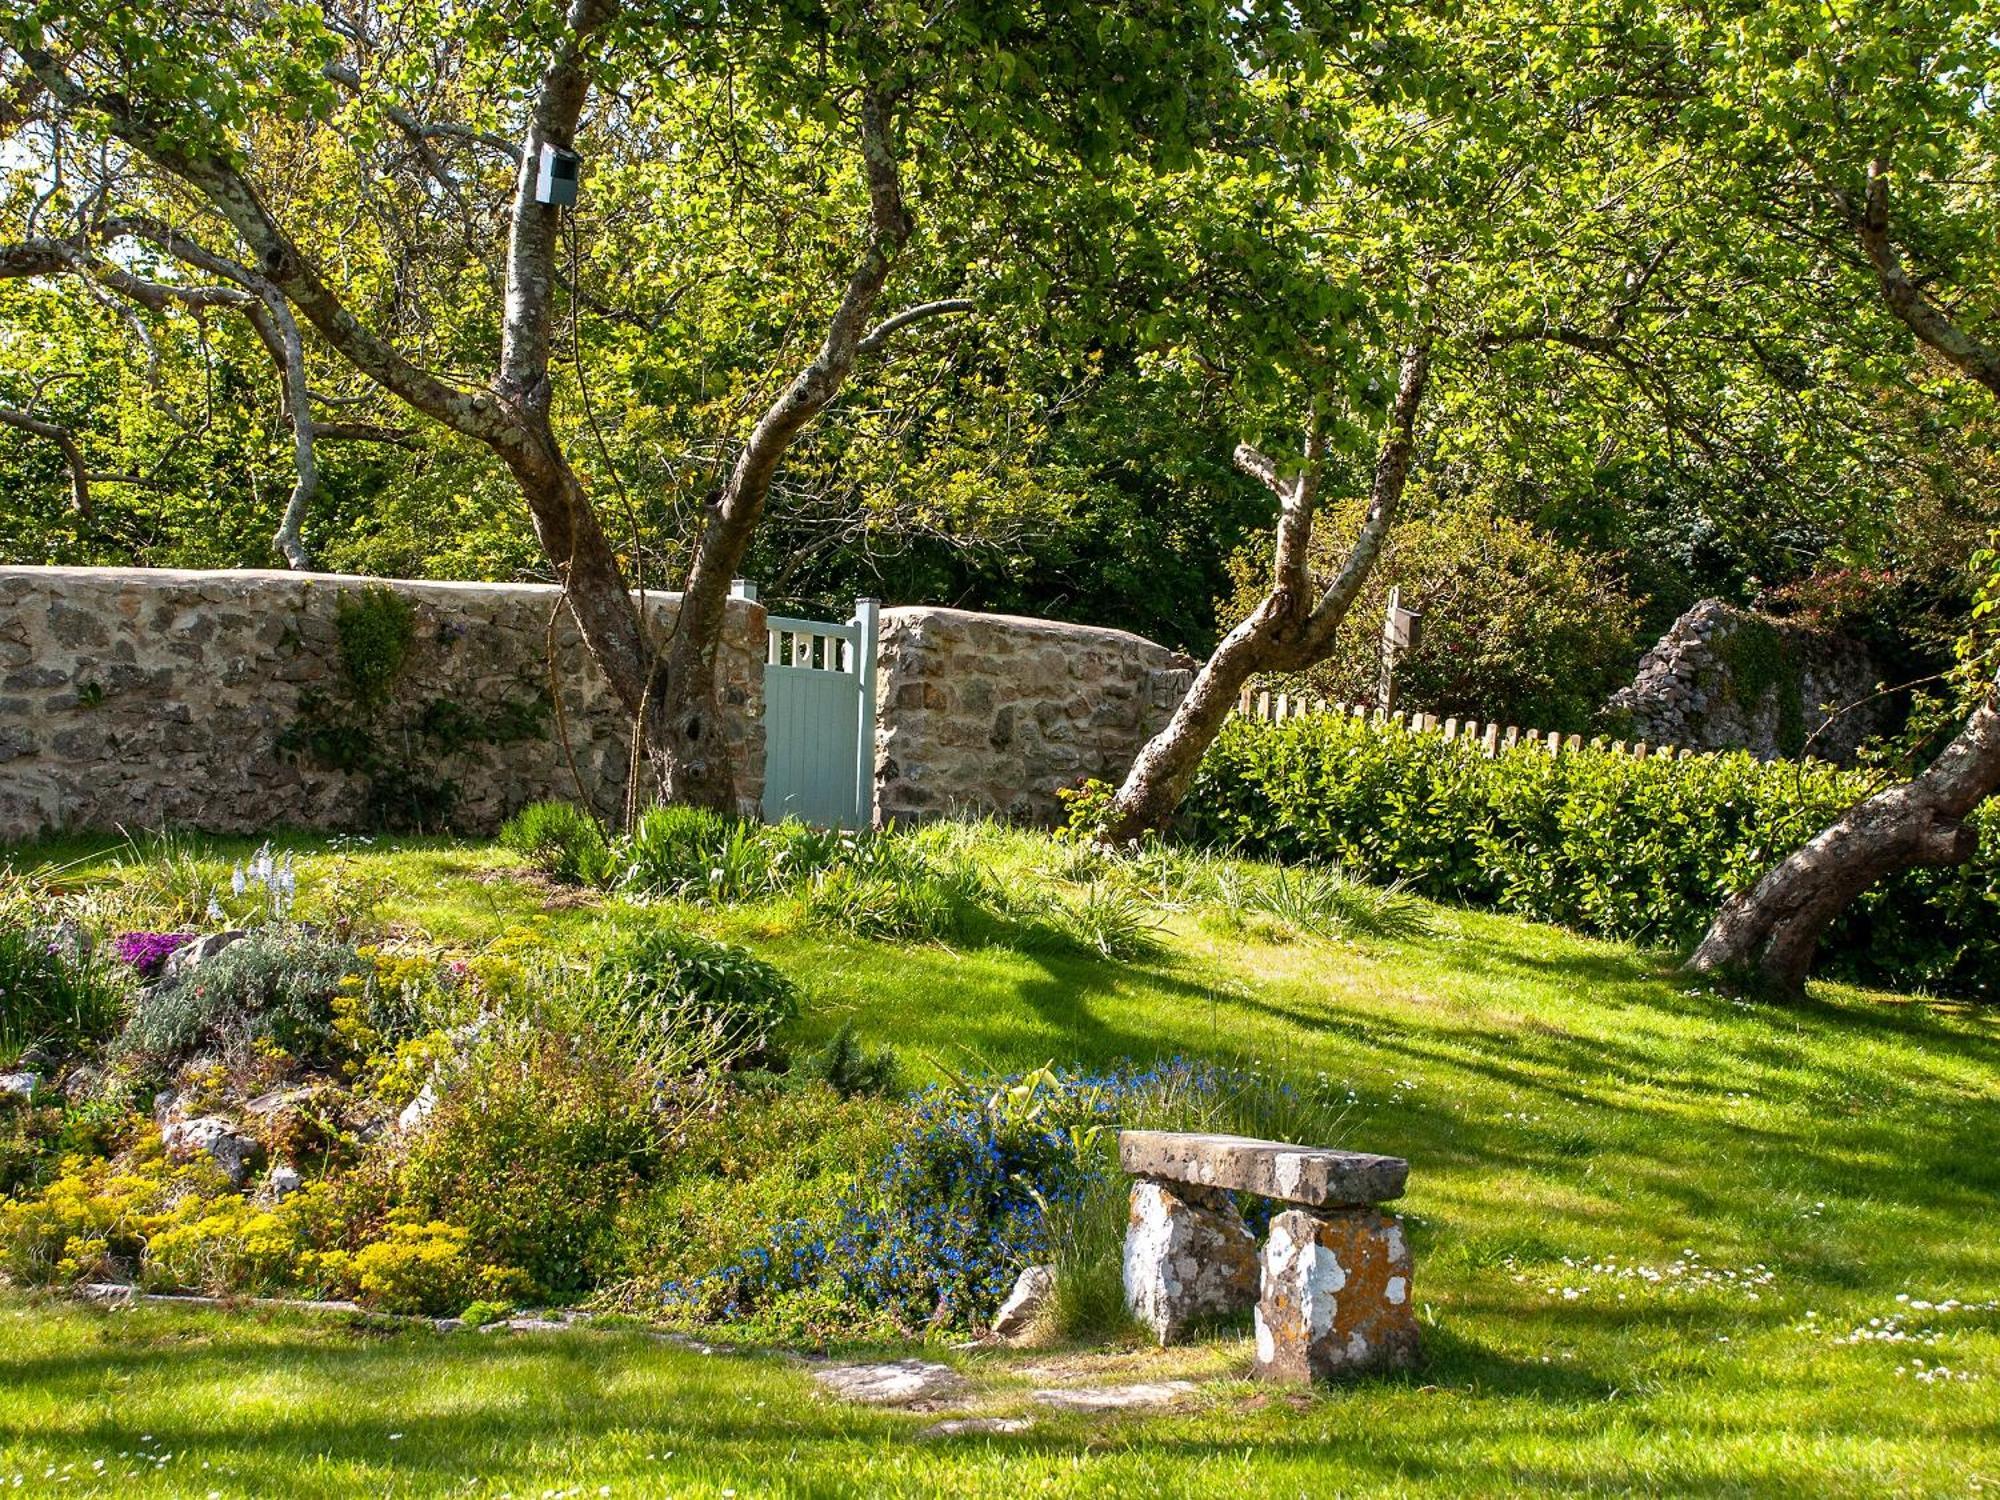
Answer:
2;828;1997;1496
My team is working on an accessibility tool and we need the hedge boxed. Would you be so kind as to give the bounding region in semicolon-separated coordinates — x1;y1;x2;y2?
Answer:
1182;714;1999;996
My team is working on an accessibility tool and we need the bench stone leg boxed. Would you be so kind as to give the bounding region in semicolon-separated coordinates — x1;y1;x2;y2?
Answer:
1254;1207;1418;1382
1123;1177;1259;1344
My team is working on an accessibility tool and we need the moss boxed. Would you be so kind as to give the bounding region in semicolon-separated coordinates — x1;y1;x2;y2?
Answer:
1715;614;1807;757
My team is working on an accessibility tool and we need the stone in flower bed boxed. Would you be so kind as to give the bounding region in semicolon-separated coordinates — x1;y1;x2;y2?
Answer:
160;1115;264;1189
0;1071;38;1104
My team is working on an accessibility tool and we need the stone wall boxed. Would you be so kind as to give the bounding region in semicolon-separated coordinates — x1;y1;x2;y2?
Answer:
1603;598;1889;763
0;567;766;840
872;607;1194;825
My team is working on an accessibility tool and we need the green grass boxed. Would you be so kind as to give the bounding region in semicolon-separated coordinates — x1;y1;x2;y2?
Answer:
3;825;1998;1495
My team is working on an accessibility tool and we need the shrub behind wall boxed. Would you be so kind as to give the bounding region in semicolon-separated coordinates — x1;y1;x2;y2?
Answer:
1183;715;1999;996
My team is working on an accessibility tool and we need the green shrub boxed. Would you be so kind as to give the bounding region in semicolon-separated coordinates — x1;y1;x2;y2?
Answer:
399;1023;663;1297
590;926;799;1061
1184;714;2000;994
499;800;611;886
120;929;366;1071
0;923;130;1064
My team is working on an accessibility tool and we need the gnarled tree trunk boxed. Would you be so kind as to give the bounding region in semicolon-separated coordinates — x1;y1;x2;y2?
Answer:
1102;340;1432;841
1688;675;2000;997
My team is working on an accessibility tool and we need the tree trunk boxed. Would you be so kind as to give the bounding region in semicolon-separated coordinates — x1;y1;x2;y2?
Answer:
1101;603;1305;844
1687;676;2000;998
1101;340;1432;841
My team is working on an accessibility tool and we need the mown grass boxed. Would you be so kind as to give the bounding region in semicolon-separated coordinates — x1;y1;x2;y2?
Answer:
2;825;1997;1496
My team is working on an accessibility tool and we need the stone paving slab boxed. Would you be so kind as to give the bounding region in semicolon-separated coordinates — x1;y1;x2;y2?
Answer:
1119;1130;1407;1206
1027;1379;1200;1411
811;1359;968;1407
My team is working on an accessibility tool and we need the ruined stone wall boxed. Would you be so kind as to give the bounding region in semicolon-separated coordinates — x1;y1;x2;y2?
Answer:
0;567;766;840
873;607;1193;826
1603;598;1889;763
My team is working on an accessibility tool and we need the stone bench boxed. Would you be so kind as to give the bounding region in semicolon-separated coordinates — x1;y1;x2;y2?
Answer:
1118;1130;1418;1382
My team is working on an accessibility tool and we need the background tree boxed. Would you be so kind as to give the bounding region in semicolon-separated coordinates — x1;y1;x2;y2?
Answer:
5;0;1329;812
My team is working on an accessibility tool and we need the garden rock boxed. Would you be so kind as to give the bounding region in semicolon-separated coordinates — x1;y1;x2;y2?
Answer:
812;1360;968;1407
245;1084;329;1117
164;930;247;979
1254;1207;1419;1383
1123;1178;1259;1344
397;1081;439;1133
264;1162;304;1200
161;1114;264;1188
992;1265;1055;1341
0;1070;38;1104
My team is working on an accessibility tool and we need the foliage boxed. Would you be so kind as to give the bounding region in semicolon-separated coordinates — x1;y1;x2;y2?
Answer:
337;1216;532;1318
0;1134;214;1286
1186;713;2000;994
662;1057;1353;1334
1055;778;1120;844
119;928;366;1073
110;931;195;979
0;921;130;1064
589;925;798;1062
499;800;611;887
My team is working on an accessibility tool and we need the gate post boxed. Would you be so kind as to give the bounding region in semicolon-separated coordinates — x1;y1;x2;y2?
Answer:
852;597;880;827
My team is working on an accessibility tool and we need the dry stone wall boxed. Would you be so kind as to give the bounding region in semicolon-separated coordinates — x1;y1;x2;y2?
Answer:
872;606;1194;826
1604;598;1889;764
0;567;766;840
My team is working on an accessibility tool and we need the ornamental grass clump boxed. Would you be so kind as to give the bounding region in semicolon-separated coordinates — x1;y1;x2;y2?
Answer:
0;921;131;1065
589;925;797;1065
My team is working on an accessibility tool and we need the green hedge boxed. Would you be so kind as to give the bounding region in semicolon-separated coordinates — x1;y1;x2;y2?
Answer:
1182;714;2000;996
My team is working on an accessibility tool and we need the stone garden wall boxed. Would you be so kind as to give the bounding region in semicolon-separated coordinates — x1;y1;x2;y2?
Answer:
0;568;767;840
872;607;1195;826
1603;598;1889;763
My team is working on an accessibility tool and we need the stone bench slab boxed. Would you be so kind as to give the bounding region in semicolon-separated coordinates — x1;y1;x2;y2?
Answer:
1118;1130;1407;1207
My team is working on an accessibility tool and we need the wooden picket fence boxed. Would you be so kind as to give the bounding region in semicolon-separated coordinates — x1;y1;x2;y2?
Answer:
1234;687;1695;763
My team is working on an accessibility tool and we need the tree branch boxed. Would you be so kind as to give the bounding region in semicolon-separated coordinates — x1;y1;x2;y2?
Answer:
0;404;92;518
856;298;974;356
19;47;508;446
1850;158;2000;399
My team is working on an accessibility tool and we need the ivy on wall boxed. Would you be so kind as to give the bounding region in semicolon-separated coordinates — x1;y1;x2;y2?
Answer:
1712;617;1807;758
280;587;549;831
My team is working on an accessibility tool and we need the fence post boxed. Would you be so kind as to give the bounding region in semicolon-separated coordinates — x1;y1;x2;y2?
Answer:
852;597;880;828
1239;685;1253;716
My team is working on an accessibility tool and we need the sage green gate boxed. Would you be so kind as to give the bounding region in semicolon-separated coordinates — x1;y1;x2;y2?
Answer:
756;593;879;829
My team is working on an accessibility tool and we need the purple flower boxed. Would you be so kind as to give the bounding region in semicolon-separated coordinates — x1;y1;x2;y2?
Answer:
112;931;195;979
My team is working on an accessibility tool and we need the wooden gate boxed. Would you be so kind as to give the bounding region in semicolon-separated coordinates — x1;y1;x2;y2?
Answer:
754;589;879;828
